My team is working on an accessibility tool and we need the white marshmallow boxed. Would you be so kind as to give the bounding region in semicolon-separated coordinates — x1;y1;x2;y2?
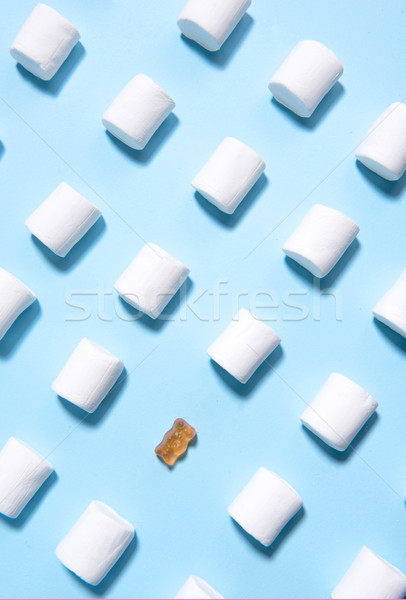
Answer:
0;267;36;341
207;309;280;384
192;137;266;214
175;576;223;599
373;268;406;338
56;500;134;586
301;373;378;452
332;546;406;599
102;74;175;150
0;437;53;519
114;243;189;319
177;0;251;52
10;3;80;81
52;338;124;413
228;467;303;547
269;40;343;118
25;183;101;257
283;204;359;278
356;103;406;181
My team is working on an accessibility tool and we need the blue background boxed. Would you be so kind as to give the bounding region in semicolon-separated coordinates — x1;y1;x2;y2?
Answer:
0;1;406;598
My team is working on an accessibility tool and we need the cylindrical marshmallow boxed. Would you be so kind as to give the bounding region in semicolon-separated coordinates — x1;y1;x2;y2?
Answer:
269;40;343;118
332;546;406;599
52;338;124;413
0;267;36;341
301;373;378;452
283;204;360;278
0;437;53;519
25;182;101;257
192;137;266;214
56;500;134;586
114;243;190;319
207;309;280;384
102;74;175;150
356;103;406;181
10;3;80;81
228;467;303;547
177;0;251;52
373;268;406;338
175;576;223;599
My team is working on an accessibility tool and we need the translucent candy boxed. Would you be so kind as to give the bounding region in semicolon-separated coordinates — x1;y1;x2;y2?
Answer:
155;419;196;466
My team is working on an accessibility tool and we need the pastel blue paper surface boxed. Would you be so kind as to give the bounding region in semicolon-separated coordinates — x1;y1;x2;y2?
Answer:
0;1;406;598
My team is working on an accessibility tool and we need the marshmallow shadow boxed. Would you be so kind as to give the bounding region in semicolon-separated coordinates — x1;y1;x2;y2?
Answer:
284;237;360;288
356;161;406;199
373;318;406;354
0;141;5;160
194;173;269;228
16;42;85;96
117;278;194;333
0;299;41;359
231;505;305;557
0;470;57;529
302;411;378;463
271;82;345;130
62;534;138;596
30;216;106;272
210;344;284;398
57;367;129;426
180;13;253;69
105;112;180;165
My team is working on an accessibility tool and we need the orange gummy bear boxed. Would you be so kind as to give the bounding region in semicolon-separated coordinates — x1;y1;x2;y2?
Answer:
155;418;196;466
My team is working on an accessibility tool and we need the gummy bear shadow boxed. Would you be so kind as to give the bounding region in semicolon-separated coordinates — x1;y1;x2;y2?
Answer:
0;471;57;530
16;42;85;97
284;238;360;289
57;367;129;427
194;173;269;228
271;82;345;130
0;299;41;359
63;534;138;596
231;506;305;557
210;344;284;398
180;13;254;69
356;161;406;200
30;216;106;273
301;411;378;463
